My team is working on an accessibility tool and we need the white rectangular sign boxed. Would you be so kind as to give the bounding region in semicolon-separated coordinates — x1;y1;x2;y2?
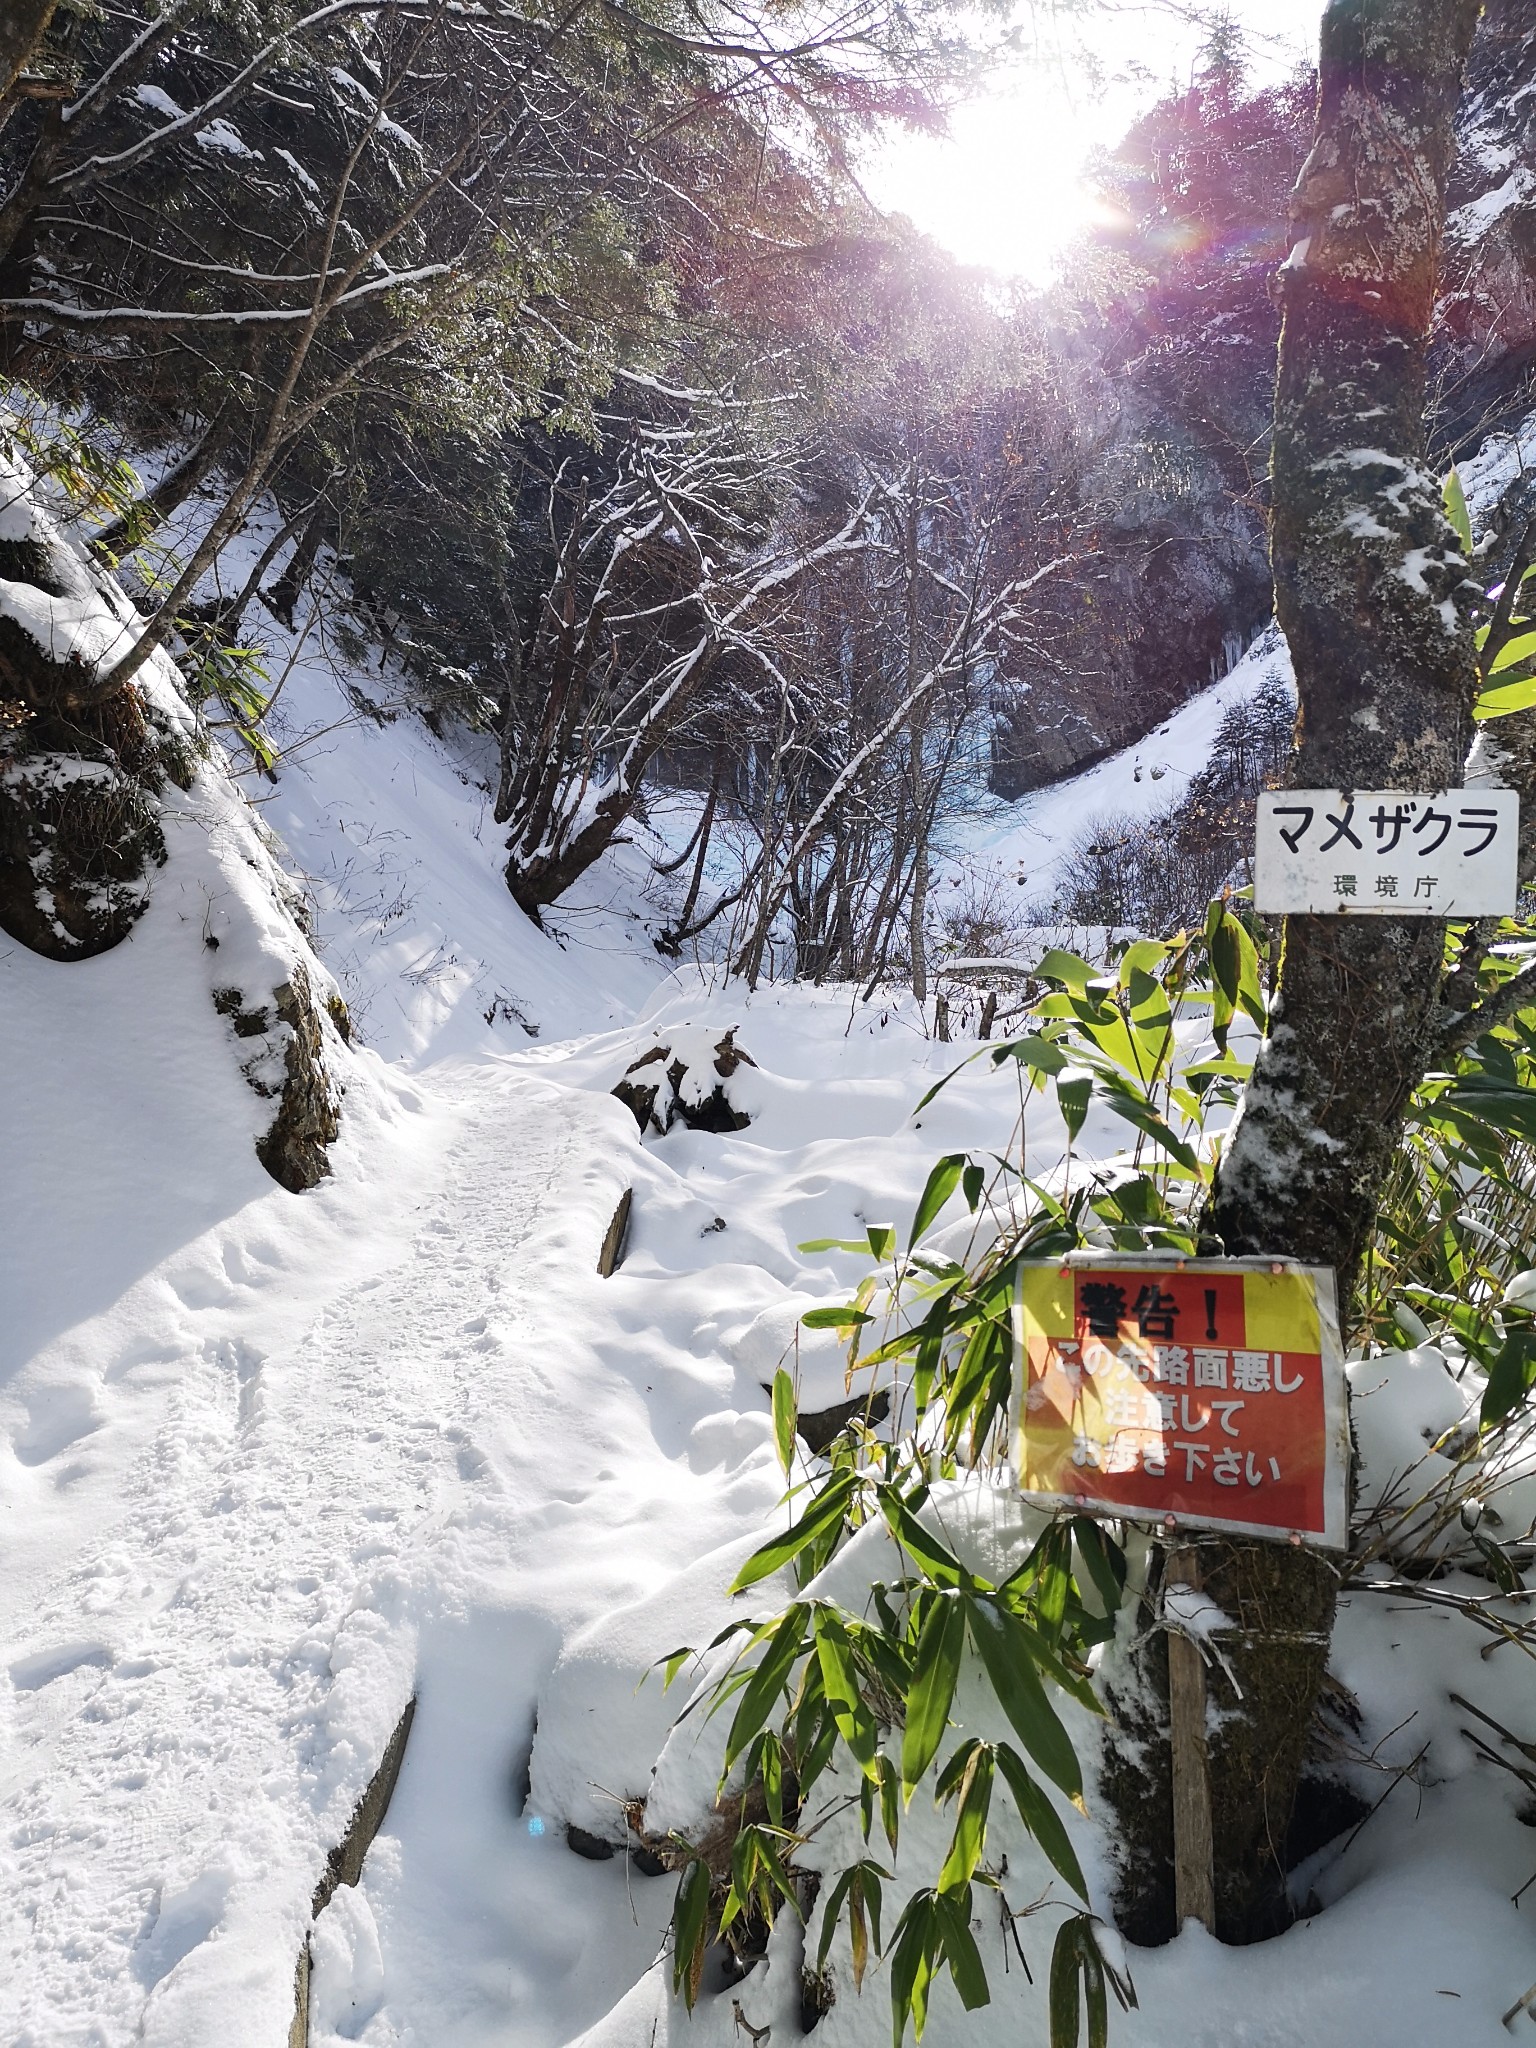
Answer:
1254;788;1519;917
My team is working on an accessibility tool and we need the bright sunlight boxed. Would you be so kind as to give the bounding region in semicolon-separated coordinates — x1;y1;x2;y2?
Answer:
864;1;1323;283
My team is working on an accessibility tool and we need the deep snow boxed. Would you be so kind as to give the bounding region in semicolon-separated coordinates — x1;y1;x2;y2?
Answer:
5;481;1536;2048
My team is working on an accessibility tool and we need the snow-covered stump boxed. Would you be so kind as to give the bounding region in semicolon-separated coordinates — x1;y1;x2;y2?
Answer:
612;1028;761;1136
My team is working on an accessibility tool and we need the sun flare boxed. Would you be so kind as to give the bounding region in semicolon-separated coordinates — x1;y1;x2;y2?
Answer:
863;1;1322;286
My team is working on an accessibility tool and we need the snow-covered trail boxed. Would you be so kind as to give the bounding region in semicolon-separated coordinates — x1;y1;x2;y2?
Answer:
1;1058;770;2048
10;516;1536;2048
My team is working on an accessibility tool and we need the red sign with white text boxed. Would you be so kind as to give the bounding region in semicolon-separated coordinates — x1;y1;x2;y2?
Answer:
1015;1259;1347;1548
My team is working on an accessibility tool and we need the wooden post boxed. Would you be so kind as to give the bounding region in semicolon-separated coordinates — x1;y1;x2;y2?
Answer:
1166;1546;1216;1932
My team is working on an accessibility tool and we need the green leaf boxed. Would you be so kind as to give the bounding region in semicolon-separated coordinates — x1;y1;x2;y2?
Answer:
1048;1913;1112;2048
962;1162;986;1213
1181;1052;1252;1082
730;1477;855;1591
933;1889;991;2010
1036;949;1099;994
1125;967;1172;1032
1036;1550;1070;1642
1117;938;1169;985
659;1644;695;1688
1049;1915;1081;2048
902;1593;966;1794
1085;1933;1109;2048
937;1742;994;1892
1057;1071;1092;1144
670;1855;711;2010
751;1826;800;1917
996;1743;1088;1900
813;1607;878;1770
1438;1076;1536;1147
934;1734;981;1802
996;1032;1072;1077
721;1605;810;1769
1481;1328;1536;1429
771;1368;798;1475
799;1237;877;1254
889;1895;938;2048
1474;672;1536;720
910;1154;966;1248
720;1830;755;1938
1071;1518;1127;1615
760;1730;785;1825
1489;626;1536;675
801;1304;874;1330
799;1697;842;1798
965;1595;1084;1806
868;1224;896;1260
877;1485;972;1588
1444;466;1473;552
1096;1082;1200;1173
817;1867;857;1972
1216;907;1266;1028
1208;911;1241;1005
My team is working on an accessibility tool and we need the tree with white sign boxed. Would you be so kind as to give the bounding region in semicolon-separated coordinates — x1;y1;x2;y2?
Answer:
1111;0;1491;1950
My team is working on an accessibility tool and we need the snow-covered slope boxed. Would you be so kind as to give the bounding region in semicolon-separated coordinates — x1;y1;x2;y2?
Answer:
944;624;1295;911
5;512;1535;2048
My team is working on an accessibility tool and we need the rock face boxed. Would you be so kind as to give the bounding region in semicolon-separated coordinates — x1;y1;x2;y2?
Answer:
0;434;351;1188
0;444;191;958
0;750;163;958
1439;0;1536;439
612;1027;758;1136
0;679;193;960
215;965;346;1194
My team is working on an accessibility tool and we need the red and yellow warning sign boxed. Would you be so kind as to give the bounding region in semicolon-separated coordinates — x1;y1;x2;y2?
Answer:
1015;1258;1348;1549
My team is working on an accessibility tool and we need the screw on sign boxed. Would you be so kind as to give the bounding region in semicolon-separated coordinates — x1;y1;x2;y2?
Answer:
1253;787;1518;917
1014;1257;1348;1548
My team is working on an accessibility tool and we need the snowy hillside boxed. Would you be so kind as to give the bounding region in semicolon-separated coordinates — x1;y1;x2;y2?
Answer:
948;626;1294;912
3;493;1534;2048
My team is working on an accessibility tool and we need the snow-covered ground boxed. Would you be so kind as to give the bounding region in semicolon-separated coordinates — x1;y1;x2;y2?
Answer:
5;484;1536;2048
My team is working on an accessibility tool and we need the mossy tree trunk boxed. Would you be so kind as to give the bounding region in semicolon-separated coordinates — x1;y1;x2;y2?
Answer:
0;0;59;106
1108;0;1484;1947
1214;0;1483;1288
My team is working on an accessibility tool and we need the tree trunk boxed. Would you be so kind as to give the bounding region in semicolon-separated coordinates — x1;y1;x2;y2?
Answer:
908;826;929;1008
1214;0;1483;1291
1108;0;1484;1949
263;494;330;628
904;498;929;1007
92;397;240;561
0;0;59;106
